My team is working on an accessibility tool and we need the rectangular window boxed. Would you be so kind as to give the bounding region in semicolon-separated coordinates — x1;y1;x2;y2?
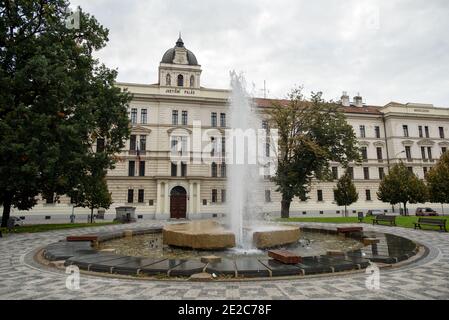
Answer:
128;161;135;177
361;147;368;161
220;113;226;127
421;147;426;160
376;147;383;161
365;190;372;201
317;190;323;202
439;127;445;139
347;167;354;180
138;189;144;203
130;135;136;151
139;135;146;152
211;189;217;203
141;109;147;124
363;167;370;180
262;120;269;131
211;163;217;177
182;111;188;125
171;162;177;177
427;147;433;160
172;110;178;125
127;189;134;203
332;167;338;180
403;125;409;137
221;189;226;203
210;137;216;157
211;112;217;127
418;126;423;138
139;161;145;176
131;108;137;124
442;147;447;155
181;162;187;177
425;126;430;138
378;167;385;180
265;142;270;157
405;146;412;161
360;125;366;138
408;167;413;173
221;137;226;154
374;126;380;138
96;138;105;153
423;167;428;177
221;162;226;177
265;190;272;202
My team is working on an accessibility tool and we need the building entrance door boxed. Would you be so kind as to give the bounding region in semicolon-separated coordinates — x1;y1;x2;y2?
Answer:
170;186;187;219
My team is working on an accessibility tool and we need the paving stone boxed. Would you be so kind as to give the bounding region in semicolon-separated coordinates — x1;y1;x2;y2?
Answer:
1;220;448;300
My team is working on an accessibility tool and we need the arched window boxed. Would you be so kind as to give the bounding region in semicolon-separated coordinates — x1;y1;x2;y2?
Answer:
190;75;195;87
177;74;184;87
166;74;171;86
211;162;217;177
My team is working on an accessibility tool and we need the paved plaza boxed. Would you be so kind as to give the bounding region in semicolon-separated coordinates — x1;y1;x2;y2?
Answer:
0;221;448;300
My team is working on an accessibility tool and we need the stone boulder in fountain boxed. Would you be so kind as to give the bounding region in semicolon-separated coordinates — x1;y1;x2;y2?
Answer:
163;220;235;250
251;225;301;249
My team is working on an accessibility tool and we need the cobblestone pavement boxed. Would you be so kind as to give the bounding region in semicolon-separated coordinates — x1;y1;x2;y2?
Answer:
0;221;448;300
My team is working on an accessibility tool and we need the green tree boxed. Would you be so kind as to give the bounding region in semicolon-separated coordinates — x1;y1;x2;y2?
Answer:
426;151;449;210
68;157;112;223
269;88;360;218
334;172;359;217
0;1;131;227
377;162;428;216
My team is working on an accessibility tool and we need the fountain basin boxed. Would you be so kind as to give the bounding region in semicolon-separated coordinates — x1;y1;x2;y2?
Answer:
251;225;301;249
163;220;235;250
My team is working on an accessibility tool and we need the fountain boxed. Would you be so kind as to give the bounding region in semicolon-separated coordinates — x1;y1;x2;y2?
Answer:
163;72;300;250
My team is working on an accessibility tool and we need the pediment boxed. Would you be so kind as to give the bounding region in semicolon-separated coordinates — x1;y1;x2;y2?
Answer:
417;139;435;146
373;141;385;147
438;141;449;147
402;140;414;146
131;125;152;134
167;127;192;135
358;141;370;147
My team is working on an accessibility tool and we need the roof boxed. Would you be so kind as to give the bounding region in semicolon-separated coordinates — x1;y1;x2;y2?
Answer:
161;36;199;66
253;98;383;115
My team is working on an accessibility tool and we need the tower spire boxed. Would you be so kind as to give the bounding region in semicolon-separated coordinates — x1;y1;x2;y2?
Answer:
176;32;184;47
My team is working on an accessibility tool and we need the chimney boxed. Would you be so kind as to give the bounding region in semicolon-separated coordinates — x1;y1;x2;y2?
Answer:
353;94;363;108
341;91;350;107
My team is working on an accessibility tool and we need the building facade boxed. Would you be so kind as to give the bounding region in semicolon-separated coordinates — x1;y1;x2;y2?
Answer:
10;37;449;220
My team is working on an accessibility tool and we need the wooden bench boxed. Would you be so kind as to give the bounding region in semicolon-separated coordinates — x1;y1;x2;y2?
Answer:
336;227;363;233
66;235;99;242
268;250;302;264
373;215;396;226
414;218;447;232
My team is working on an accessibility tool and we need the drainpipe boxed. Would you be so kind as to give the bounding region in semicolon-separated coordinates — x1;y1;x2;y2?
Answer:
382;115;394;213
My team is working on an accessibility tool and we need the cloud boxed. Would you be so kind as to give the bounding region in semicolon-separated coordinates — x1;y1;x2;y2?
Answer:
71;0;449;107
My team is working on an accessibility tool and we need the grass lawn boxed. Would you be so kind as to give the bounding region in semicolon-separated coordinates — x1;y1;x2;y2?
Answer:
0;221;120;234
277;215;449;231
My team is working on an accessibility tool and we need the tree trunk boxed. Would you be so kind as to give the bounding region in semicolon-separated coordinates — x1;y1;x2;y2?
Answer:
1;194;12;228
403;202;407;216
281;197;291;219
90;207;94;224
344;205;347;217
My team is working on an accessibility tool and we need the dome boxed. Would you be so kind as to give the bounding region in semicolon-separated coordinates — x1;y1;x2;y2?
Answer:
161;36;199;66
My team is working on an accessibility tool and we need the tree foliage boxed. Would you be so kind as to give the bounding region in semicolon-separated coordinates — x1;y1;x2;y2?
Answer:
0;0;131;226
269;88;361;218
426;150;449;205
334;171;358;217
377;162;428;215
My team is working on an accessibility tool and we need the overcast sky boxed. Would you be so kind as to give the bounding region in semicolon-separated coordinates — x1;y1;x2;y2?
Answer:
71;0;449;107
